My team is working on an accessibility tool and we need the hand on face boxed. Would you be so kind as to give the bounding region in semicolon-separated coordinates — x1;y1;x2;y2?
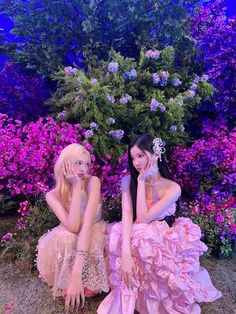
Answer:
138;152;159;182
62;159;82;186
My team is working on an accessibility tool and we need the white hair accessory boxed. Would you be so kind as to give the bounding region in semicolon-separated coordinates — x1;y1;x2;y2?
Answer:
153;138;166;161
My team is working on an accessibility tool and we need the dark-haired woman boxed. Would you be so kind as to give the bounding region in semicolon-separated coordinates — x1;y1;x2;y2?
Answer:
98;134;221;314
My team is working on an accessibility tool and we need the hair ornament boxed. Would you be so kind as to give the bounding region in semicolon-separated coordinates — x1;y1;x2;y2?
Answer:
153;138;166;161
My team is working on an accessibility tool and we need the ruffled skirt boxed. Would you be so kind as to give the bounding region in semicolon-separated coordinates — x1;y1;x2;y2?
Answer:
97;217;222;314
36;221;109;298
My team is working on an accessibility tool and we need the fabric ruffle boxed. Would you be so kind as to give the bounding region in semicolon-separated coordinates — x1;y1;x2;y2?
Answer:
97;218;221;314
36;222;109;298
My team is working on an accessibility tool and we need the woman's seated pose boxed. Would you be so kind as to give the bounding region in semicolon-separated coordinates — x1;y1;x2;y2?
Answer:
98;134;221;314
36;143;109;313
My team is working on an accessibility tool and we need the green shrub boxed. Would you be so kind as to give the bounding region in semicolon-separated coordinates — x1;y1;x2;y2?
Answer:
50;48;214;158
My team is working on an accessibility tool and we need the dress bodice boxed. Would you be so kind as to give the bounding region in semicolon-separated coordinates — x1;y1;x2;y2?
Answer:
121;175;176;221
145;183;176;220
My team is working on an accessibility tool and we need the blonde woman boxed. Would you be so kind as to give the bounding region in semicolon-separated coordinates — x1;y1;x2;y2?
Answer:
36;143;109;312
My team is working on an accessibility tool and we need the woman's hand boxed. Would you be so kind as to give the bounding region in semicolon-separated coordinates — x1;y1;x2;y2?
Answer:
62;160;81;186
138;153;158;182
65;274;85;313
121;253;136;289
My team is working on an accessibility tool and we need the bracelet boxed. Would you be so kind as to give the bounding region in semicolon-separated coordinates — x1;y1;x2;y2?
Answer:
76;249;89;257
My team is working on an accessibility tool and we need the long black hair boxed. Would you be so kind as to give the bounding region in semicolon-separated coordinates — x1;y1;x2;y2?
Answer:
128;134;180;226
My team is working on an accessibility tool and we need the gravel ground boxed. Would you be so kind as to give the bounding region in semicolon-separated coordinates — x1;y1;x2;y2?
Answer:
0;256;235;314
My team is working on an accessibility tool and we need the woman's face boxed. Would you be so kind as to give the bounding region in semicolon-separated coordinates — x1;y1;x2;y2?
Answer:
130;145;149;173
73;151;91;178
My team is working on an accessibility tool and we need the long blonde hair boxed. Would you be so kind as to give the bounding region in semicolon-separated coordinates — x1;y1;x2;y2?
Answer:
54;143;91;204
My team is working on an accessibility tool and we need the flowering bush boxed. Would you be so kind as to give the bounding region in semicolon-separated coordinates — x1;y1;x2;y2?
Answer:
0;62;49;121
0;198;58;268
170;119;236;198
50;48;214;158
171;118;236;258
93;153;128;200
0;114;87;202
181;195;236;258
191;0;236;120
0;114;128;215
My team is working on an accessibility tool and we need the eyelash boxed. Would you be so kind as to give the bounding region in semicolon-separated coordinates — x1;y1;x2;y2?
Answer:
132;154;144;160
75;161;90;167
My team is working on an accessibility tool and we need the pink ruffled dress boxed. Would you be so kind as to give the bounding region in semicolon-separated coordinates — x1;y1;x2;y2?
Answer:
97;184;221;314
36;189;109;298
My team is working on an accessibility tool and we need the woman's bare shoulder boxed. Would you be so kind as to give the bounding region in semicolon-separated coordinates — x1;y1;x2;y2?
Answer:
46;188;58;201
85;176;101;193
160;178;181;196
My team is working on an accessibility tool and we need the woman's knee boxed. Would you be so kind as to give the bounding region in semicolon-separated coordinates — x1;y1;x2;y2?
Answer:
57;230;78;250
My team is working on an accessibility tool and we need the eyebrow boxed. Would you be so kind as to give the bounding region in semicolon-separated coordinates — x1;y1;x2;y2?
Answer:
131;152;143;158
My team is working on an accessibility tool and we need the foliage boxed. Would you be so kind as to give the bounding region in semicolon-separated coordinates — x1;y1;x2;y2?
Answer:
170;119;236;198
0;194;18;214
0;62;49;121
50;48;214;158
181;196;236;258
0;198;58;271
191;0;236;120
93;152;128;200
0;0;203;76
102;195;122;223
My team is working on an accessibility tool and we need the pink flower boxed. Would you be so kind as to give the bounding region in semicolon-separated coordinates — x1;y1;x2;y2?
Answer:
1;232;13;243
83;142;93;151
91;154;96;162
216;215;224;224
16;218;26;230
105;153;111;160
18;201;31;216
193;206;200;214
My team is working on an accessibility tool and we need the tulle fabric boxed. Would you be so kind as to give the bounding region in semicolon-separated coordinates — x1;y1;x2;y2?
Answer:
36;221;109;298
97;218;222;314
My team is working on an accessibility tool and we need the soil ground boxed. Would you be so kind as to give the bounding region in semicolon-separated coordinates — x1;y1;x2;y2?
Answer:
0;255;235;314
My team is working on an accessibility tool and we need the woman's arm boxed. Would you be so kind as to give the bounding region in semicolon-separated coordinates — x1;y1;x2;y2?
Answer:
121;176;133;257
65;176;101;311
46;159;83;233
137;182;181;223
72;176;101;275
120;176;136;288
136;180;148;222
46;182;82;234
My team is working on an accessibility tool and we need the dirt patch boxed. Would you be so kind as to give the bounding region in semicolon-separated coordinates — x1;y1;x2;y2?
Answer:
0;255;235;314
